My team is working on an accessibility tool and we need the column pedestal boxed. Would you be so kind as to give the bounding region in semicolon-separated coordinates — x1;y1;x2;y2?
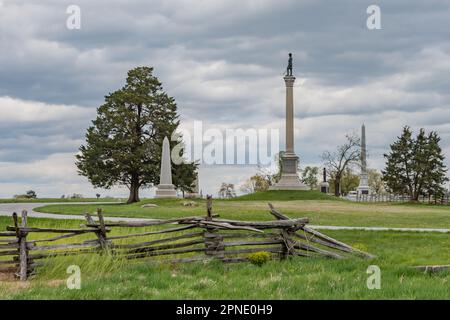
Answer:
270;153;308;190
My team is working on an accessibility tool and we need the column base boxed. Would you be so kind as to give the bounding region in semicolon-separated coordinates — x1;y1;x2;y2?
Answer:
320;181;329;193
269;173;309;190
357;185;370;195
269;153;309;190
155;184;177;198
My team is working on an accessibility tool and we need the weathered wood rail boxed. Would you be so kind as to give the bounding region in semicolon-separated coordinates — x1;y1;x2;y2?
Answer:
0;197;373;281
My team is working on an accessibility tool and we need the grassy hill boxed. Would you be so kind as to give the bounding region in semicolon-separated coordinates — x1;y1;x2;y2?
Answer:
232;190;339;201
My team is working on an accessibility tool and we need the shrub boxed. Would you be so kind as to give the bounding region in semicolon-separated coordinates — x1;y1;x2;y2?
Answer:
248;251;271;267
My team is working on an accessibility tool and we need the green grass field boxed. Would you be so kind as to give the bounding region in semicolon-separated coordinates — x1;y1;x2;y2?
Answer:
35;191;450;229
1;191;449;300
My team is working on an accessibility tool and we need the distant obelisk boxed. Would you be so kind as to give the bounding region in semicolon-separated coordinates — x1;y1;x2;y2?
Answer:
155;136;177;198
357;124;370;195
270;53;308;190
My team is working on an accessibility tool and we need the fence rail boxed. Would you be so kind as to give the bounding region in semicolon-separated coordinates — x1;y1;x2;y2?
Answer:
0;197;373;281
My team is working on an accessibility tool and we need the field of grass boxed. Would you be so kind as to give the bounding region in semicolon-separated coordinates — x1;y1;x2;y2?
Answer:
0;216;448;299
0;197;123;203
34;191;450;229
1;191;448;299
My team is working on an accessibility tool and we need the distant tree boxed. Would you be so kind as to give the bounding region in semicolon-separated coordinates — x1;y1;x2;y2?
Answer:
76;67;196;204
240;174;270;194
14;190;37;199
95;193;101;199
272;151;285;183
368;169;385;194
26;190;37;199
173;163;198;198
340;168;359;195
218;183;236;198
301;166;319;190
60;195;65;199
383;126;448;200
322;134;360;196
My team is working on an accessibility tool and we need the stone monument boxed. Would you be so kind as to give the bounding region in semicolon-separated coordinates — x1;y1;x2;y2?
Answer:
356;124;370;195
155;136;177;198
320;168;329;193
270;53;308;190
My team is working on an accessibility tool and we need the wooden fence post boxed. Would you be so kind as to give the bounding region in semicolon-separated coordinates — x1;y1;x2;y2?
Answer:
13;211;29;281
84;210;109;253
204;196;224;260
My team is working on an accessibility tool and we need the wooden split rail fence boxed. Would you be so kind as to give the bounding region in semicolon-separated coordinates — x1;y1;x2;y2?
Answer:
0;197;373;281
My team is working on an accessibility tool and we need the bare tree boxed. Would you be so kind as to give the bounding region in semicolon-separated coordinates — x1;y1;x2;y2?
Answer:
218;183;237;198
321;134;360;197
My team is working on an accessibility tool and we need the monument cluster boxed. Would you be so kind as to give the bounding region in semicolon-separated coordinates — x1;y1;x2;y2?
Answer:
155;53;370;197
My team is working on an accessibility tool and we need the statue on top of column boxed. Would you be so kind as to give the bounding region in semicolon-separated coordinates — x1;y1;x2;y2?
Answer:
286;53;293;76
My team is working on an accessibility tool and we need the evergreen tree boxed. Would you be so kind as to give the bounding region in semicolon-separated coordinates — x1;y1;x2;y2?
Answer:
76;67;197;203
383;126;448;200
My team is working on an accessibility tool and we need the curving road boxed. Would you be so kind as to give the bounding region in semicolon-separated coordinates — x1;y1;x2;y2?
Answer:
0;202;150;222
0;202;448;233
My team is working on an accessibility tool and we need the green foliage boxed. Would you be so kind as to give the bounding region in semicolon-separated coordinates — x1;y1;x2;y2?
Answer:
329;168;359;195
240;174;270;193
14;190;37;199
75;67;197;203
301;166;319;190
248;251;271;266
383;126;448;200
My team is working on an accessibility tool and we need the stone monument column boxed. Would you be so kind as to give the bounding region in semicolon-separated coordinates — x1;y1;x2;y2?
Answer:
155;136;177;198
357;124;370;195
285;76;295;154
270;54;308;190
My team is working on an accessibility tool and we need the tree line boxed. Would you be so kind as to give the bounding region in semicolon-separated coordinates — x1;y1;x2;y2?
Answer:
238;127;448;201
75;66;448;203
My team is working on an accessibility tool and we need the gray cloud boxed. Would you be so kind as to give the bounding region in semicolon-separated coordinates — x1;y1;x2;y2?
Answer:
0;0;450;197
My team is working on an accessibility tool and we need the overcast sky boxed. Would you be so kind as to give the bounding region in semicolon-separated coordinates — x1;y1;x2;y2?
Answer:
1;0;450;198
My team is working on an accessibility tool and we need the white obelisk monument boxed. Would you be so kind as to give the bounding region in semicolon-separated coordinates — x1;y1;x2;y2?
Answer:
357;124;370;195
155;136;177;198
270;53;308;190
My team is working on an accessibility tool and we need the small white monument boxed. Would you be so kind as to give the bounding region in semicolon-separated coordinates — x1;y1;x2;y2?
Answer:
270;53;308;190
155;136;177;198
357;124;370;195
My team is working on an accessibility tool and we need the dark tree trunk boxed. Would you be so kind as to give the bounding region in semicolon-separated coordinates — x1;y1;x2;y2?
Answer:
334;180;341;197
127;175;140;204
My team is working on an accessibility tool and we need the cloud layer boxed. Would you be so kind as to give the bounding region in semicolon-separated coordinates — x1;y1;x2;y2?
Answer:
1;0;450;197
